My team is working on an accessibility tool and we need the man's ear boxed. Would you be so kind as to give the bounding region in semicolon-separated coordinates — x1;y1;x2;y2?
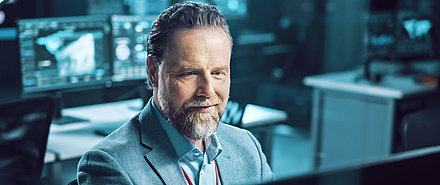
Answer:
146;55;159;88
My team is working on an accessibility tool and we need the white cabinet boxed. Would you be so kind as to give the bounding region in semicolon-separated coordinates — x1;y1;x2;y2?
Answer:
305;70;437;169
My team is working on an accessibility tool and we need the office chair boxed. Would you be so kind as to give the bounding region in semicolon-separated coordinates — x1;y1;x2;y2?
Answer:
0;95;55;185
68;179;78;185
401;106;440;151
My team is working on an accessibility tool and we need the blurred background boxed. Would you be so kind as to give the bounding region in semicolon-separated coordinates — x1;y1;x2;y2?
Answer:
1;0;440;184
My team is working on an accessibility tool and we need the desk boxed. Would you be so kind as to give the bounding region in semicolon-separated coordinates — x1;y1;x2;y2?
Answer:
304;70;439;170
43;98;287;184
47;99;142;160
43;99;141;185
44;151;56;163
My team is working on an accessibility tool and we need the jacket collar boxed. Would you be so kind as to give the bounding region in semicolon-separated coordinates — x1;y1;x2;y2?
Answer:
214;123;234;185
138;98;186;184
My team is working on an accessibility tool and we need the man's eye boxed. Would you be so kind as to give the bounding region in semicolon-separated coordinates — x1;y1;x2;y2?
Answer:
212;71;223;75
182;72;196;76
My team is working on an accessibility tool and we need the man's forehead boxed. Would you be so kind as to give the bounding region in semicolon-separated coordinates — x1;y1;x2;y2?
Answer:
162;28;231;69
168;27;232;48
165;59;230;70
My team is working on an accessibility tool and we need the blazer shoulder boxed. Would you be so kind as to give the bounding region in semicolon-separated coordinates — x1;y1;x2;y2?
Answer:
218;122;250;133
216;123;258;148
217;123;253;138
91;112;142;154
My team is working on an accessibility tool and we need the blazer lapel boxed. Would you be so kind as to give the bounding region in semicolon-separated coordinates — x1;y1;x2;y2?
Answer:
216;152;234;185
138;99;186;184
215;123;251;184
144;143;185;185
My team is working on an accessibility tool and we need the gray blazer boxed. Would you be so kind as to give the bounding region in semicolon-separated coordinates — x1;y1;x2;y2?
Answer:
77;99;275;184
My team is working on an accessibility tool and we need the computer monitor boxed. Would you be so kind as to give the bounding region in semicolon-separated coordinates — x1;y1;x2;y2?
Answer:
364;10;438;81
110;15;155;82
367;12;436;61
17;15;113;124
18;15;113;93
366;12;396;59
394;12;436;61
0;95;54;184
262;145;440;185
0;27;21;103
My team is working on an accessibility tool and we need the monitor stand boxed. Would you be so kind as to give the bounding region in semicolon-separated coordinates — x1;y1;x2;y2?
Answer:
51;92;88;125
362;57;383;83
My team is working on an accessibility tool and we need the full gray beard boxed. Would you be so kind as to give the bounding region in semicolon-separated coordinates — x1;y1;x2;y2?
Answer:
157;88;226;140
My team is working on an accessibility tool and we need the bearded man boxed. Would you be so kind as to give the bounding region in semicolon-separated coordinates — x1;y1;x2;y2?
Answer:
76;2;274;185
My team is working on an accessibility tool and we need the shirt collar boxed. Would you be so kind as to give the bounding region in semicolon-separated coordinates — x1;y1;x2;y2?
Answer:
151;100;223;162
206;131;222;162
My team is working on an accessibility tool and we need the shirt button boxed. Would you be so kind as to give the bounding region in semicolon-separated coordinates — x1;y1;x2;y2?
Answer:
201;170;205;175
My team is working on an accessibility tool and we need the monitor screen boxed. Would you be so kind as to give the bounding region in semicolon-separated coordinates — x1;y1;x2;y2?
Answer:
395;12;435;60
367;12;396;58
367;12;436;61
18;15;112;93
110;15;154;82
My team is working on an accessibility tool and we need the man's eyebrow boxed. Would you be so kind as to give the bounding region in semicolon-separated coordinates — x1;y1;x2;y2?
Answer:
170;65;230;71
212;65;230;71
169;65;197;71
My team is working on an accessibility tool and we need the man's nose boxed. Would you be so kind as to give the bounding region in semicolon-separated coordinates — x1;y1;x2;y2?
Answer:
196;73;215;98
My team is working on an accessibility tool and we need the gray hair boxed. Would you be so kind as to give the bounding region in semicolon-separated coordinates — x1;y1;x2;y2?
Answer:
146;1;232;89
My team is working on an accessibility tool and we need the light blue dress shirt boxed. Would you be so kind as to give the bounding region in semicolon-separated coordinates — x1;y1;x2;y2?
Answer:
152;101;223;185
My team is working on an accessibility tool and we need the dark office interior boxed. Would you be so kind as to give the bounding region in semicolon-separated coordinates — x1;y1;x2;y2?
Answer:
1;0;440;184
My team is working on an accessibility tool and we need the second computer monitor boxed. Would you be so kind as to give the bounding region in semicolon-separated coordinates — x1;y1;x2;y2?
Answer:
110;15;155;82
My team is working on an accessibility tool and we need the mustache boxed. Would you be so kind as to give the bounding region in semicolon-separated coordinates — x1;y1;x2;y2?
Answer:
183;97;223;109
